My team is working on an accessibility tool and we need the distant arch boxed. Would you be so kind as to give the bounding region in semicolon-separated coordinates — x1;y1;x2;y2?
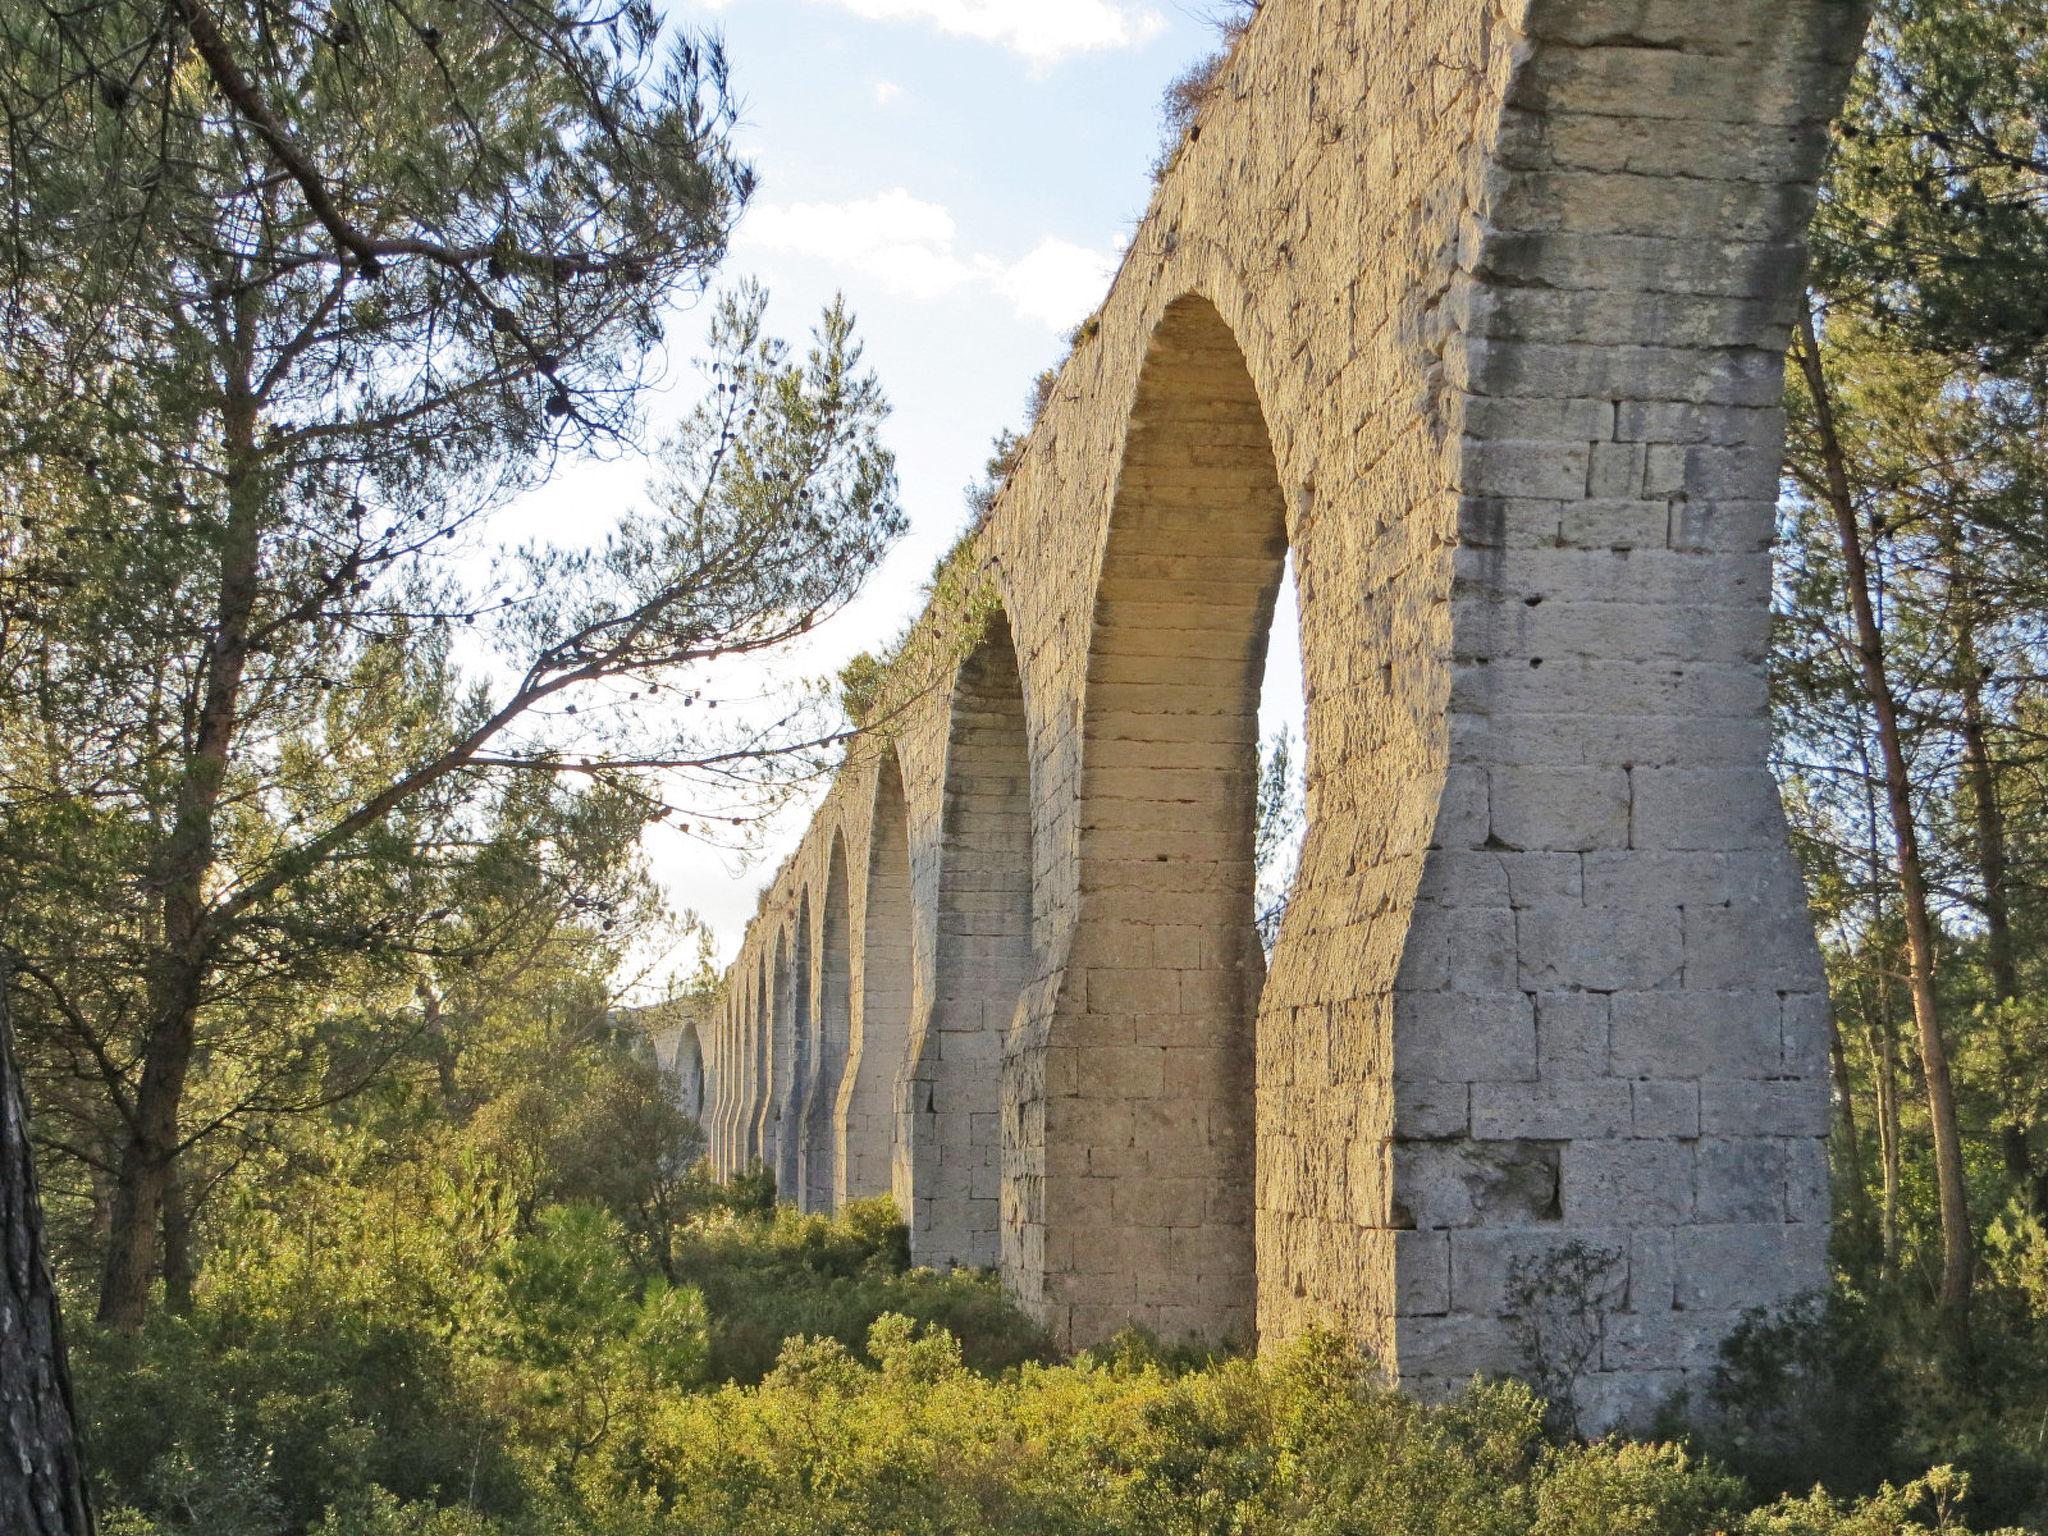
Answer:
749;950;774;1167
672;1019;706;1124
801;835;854;1211
771;918;810;1197
898;609;1034;1268
714;1000;734;1169
724;992;744;1171
839;749;914;1204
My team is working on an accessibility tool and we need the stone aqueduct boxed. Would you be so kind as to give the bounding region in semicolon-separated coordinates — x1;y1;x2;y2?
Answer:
671;0;1871;1424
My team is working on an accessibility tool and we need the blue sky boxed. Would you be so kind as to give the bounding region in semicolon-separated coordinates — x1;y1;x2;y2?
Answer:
509;0;1299;974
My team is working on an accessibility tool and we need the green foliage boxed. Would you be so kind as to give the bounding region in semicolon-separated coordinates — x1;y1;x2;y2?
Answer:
1685;1299;1907;1503
1816;0;2048;364
1507;1240;1626;1440
667;1198;1051;1384
74;1185;2020;1536
1254;727;1304;952
1743;1467;2014;1536
1149;2;1260;182
1771;4;2048;1525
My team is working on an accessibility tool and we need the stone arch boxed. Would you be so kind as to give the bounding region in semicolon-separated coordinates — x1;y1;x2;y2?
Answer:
671;1018;706;1125
722;992;743;1171
1022;293;1286;1346
712;1000;733;1169
838;749;915;1205
725;998;741;1168
704;0;1865;1425
897;610;1034;1268
749;949;774;1167
771;915;811;1196
800;835;854;1211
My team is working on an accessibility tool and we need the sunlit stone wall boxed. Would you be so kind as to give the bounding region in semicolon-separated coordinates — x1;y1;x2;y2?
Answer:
698;0;1871;1430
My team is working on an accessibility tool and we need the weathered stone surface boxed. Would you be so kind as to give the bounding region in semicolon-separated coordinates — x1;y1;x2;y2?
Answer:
696;0;1864;1430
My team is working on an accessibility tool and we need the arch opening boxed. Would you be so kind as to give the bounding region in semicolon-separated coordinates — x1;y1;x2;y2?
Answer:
1256;556;1308;956
773;909;811;1201
899;610;1034;1269
672;1020;706;1125
840;749;915;1206
801;839;853;1211
714;1001;734;1171
1055;293;1290;1344
749;953;773;1168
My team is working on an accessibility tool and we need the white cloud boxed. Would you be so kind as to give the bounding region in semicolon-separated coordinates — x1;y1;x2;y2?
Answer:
825;0;1165;64
873;79;903;105
994;237;1118;329
739;189;1114;332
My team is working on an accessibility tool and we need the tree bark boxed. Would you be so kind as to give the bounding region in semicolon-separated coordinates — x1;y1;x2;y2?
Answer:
1;954;100;1536
1797;304;1975;1316
1941;529;2034;1203
160;1164;195;1318
1829;1005;1877;1247
1868;967;1904;1281
97;364;265;1331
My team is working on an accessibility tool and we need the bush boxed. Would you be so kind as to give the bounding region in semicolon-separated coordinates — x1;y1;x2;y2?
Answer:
1689;1296;1907;1500
666;1196;1054;1383
72;1174;2027;1536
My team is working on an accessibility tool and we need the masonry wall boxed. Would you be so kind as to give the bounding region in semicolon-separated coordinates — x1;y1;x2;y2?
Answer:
698;0;1871;1428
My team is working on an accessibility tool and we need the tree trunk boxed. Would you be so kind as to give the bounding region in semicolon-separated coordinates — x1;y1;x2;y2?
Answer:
1943;535;2033;1203
160;1164;195;1318
1797;304;1975;1317
1829;1005;1877;1247
1;954;100;1536
1859;945;1904;1282
97;373;265;1331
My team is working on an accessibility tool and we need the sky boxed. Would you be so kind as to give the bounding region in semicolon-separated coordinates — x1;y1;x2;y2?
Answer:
508;0;1302;976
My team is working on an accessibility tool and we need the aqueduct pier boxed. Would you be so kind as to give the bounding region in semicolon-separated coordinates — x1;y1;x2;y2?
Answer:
679;0;1870;1427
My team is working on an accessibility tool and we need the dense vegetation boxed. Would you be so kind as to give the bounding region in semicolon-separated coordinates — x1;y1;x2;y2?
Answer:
55;1018;2037;1536
8;0;2048;1529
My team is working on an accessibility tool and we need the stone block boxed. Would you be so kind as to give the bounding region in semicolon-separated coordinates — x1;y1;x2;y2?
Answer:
1465;438;1595;500
1560;495;1673;551
1684;901;1825;991
1602;1309;1724;1373
1448;908;1521;993
1694;1137;1787;1223
1535;992;1610;1079
1472;1080;1633;1140
1675;1223;1828;1313
1490;767;1631;851
1562;1139;1694;1223
1433;765;1492;850
1395;1140;1561;1229
1583;851;1730;908
1450;1228;1628;1318
1397;1314;1525;1380
1631;1081;1700;1139
1395;1231;1452;1316
1784;1136;1832;1223
1394;1081;1471;1140
1627;1226;1677;1313
1630;767;1786;851
1780;991;1832;1078
1610;991;1782;1079
1700;1078;1830;1138
1502;853;1584;909
1575;1368;1691;1438
1517;906;1683;992
1668;498;1776;555
1587;442;1650;499
1394;991;1538;1084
